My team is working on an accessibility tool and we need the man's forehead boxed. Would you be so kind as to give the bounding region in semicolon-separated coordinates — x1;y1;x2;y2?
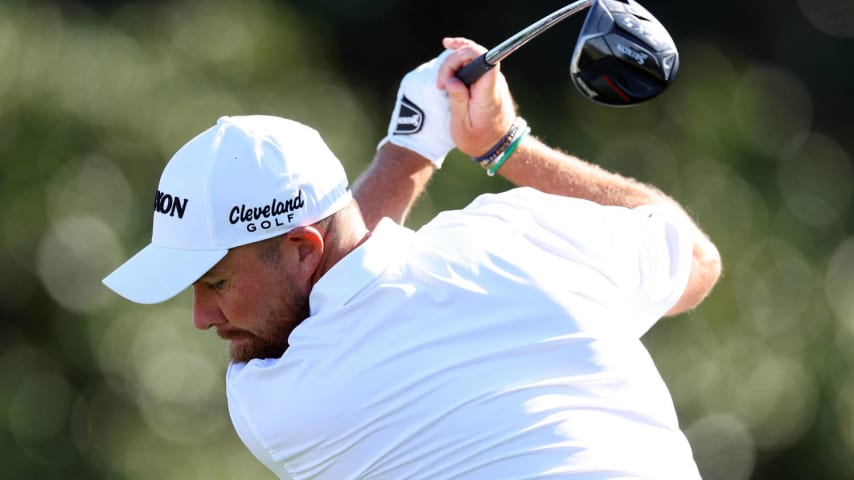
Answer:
196;250;236;280
199;241;265;278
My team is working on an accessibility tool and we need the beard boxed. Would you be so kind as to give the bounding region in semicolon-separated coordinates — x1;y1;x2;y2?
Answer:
226;292;310;363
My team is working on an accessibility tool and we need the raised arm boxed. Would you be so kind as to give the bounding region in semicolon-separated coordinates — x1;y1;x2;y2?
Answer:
437;37;722;316
500;136;722;316
353;50;457;229
353;144;435;229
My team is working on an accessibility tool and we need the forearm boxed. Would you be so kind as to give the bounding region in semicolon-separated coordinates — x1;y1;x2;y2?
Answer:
352;143;436;229
499;135;722;315
497;135;673;208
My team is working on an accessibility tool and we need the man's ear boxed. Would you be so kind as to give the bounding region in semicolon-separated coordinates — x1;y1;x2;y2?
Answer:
283;226;325;278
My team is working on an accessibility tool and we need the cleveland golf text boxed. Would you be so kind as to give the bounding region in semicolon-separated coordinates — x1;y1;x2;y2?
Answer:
229;190;304;232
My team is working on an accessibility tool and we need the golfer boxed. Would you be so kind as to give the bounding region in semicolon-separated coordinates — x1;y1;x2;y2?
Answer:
103;37;721;479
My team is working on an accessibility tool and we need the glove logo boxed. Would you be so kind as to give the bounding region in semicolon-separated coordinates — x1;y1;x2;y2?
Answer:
392;95;424;135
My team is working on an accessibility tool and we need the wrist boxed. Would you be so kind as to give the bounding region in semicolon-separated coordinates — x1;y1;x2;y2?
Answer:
378;134;450;169
472;117;531;176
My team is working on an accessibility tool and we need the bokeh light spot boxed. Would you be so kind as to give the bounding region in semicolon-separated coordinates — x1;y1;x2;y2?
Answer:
731;352;817;450
835;375;854;457
37;215;123;313
45;155;135;231
94;305;229;445
0;14;21;97
663;41;738;138
686;414;755;480
596;132;679;191
168;3;255;72
138;350;219;405
797;0;854;38
778;133;852;228
8;372;72;442
733;65;812;157
826;237;854;331
733;237;825;351
682;161;766;253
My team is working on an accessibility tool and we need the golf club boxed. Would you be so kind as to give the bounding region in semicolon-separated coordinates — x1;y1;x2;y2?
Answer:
455;0;679;106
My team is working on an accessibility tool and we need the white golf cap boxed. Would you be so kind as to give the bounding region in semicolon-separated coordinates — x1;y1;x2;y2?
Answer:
103;115;352;304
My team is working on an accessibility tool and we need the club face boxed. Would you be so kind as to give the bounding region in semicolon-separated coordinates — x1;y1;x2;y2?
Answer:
571;0;679;106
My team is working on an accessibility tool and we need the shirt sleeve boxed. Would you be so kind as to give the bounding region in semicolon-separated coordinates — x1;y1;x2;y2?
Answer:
461;188;694;337
623;203;695;335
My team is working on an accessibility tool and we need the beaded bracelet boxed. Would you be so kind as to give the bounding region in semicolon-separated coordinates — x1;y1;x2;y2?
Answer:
487;125;530;177
472;117;529;172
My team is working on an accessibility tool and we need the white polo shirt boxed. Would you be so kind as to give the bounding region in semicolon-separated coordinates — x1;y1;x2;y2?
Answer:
226;187;700;479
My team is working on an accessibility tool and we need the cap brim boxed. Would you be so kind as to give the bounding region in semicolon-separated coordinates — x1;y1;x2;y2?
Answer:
103;243;229;304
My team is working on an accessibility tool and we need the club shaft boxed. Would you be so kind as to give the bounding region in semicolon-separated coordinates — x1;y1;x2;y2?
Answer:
455;0;595;86
484;0;595;65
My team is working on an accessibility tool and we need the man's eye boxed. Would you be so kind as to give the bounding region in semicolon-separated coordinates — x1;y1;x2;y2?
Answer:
211;280;228;291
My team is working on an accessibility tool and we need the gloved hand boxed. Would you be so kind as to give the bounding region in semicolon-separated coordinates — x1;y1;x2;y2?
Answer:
377;49;455;169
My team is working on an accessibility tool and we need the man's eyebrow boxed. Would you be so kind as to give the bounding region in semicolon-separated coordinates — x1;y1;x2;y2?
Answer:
194;268;225;284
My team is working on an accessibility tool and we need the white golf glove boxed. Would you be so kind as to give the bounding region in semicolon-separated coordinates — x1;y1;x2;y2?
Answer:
378;49;454;169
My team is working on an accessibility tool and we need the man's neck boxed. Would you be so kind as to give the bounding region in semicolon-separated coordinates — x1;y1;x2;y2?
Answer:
311;202;371;285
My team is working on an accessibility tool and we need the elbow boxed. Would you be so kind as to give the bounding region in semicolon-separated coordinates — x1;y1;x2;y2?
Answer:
695;241;723;304
695;236;722;289
665;238;722;317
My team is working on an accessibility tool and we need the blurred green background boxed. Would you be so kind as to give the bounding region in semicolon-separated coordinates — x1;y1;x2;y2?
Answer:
1;0;852;478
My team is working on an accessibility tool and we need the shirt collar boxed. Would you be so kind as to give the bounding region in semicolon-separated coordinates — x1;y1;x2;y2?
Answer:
309;218;414;315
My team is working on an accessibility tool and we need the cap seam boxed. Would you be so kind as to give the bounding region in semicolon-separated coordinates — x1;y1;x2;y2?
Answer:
205;118;229;249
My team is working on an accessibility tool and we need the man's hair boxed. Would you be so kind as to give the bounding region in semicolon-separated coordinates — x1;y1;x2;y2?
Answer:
254;234;284;265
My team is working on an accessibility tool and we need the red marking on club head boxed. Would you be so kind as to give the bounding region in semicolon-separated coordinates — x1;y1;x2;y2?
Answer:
603;75;631;103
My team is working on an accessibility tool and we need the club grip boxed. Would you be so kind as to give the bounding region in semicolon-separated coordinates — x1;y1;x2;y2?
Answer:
454;54;495;87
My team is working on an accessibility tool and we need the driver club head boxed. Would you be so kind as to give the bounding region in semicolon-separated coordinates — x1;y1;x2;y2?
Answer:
571;0;679;106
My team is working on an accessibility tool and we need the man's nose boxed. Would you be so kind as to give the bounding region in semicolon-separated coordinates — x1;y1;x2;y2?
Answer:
192;284;225;330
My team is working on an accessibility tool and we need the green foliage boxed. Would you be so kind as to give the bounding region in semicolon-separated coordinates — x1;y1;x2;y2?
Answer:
0;1;851;479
